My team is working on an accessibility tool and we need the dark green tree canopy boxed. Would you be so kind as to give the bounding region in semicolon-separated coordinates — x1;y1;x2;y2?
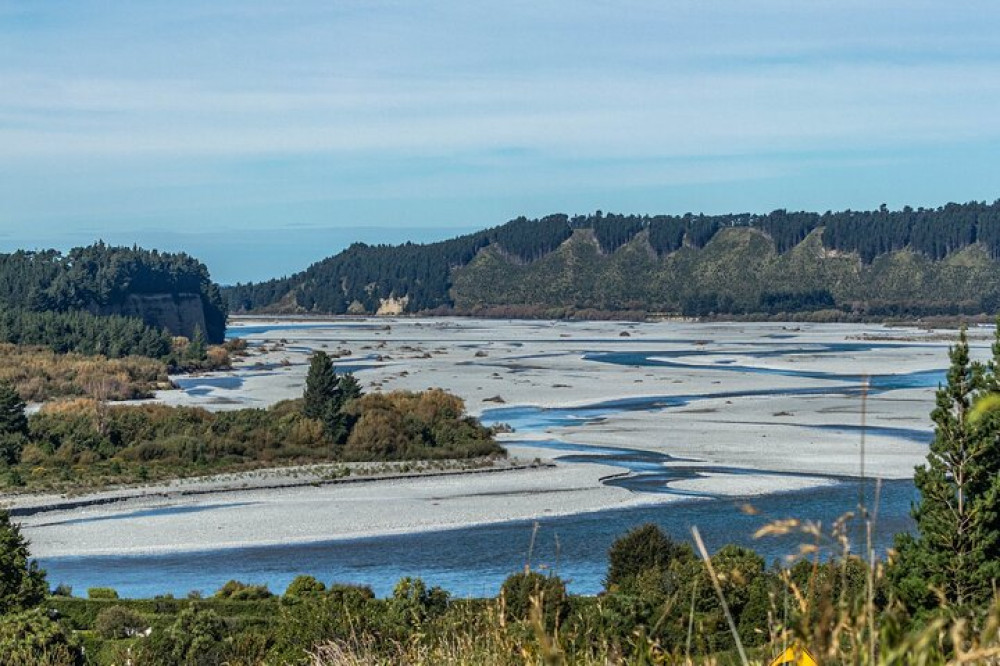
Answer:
0;510;48;615
892;326;1000;612
0;242;227;343
605;523;693;590
303;351;338;420
0;382;27;438
303;351;364;443
225;200;1000;316
500;570;569;628
0;308;172;359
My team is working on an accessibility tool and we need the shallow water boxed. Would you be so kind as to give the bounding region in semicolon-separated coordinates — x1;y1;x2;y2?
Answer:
35;330;939;598
41;479;914;599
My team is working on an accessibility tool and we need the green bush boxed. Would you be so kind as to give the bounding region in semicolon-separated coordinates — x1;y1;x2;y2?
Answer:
51;583;73;597
214;580;273;601
87;587;119;600
0;608;82;666
0;510;48;614
604;523;693;590
94;605;147;639
146;606;226;666
284;575;325;598
500;570;569;628
327;583;375;605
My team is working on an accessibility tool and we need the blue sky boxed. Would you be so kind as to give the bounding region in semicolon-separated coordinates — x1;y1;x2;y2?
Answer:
2;1;999;283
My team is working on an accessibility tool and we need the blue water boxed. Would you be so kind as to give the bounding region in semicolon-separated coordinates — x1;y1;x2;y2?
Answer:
227;322;386;338
36;337;939;599
479;366;944;433
586;348;945;388
173;360;380;397
40;480;914;599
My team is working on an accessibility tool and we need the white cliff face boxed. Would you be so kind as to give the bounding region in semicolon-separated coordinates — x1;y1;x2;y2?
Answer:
376;295;409;315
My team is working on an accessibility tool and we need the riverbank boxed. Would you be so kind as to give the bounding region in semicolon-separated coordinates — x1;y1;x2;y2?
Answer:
15;453;658;558
153;317;950;481
16;317;955;563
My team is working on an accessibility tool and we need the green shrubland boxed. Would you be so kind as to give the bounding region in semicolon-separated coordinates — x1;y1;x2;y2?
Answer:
0;352;502;492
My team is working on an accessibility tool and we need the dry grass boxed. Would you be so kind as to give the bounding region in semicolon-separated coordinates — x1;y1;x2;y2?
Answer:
0;343;169;401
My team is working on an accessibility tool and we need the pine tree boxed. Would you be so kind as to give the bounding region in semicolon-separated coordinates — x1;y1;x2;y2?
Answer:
303;351;338;420
0;510;48;614
0;382;27;437
891;328;1000;612
334;373;363;410
186;325;207;362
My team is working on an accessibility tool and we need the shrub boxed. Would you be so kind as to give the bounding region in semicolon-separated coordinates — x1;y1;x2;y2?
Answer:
147;606;226;665
500;570;569;628
87;587;119;600
327;583;375;606
94;605;147;639
285;575;326;598
604;523;692;590
51;583;73;597
386;577;450;628
214;580;273;601
0;608;82;666
0;432;27;465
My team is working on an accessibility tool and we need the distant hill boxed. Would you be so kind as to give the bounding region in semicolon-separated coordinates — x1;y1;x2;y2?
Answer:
0;243;228;342
224;201;1000;319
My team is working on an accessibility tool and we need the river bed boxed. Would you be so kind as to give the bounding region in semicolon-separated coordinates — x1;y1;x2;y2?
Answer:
24;318;985;597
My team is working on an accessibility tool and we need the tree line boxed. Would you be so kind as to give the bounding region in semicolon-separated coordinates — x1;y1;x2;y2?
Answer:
225;200;1000;317
0;242;227;343
0;308;172;359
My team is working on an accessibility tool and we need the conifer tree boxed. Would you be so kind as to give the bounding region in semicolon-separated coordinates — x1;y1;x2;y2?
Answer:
0;382;27;437
303;351;338;420
186;325;207;362
0;510;47;614
892;329;1000;611
335;373;363;410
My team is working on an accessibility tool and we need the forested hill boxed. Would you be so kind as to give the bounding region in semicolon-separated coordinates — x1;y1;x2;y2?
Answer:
224;201;1000;318
0;243;227;342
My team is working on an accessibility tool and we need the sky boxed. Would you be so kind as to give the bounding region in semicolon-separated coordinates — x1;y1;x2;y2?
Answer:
2;1;1000;283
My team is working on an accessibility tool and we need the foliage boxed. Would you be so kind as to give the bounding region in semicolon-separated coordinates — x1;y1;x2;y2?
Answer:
385;577;450;630
500;570;569;628
0;307;172;358
0;383;501;493
604;522;694;590
0;510;48;614
0;242;227;342
892;326;1000;613
51;583;72;597
0;380;28;437
285;575;326;598
214;580;273;601
225;200;1000;318
87;587;119;600
0;608;83;666
94;605;148;639
303;351;362;442
304;351;339;419
146;606;228;666
0;343;169;403
343;389;502;461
